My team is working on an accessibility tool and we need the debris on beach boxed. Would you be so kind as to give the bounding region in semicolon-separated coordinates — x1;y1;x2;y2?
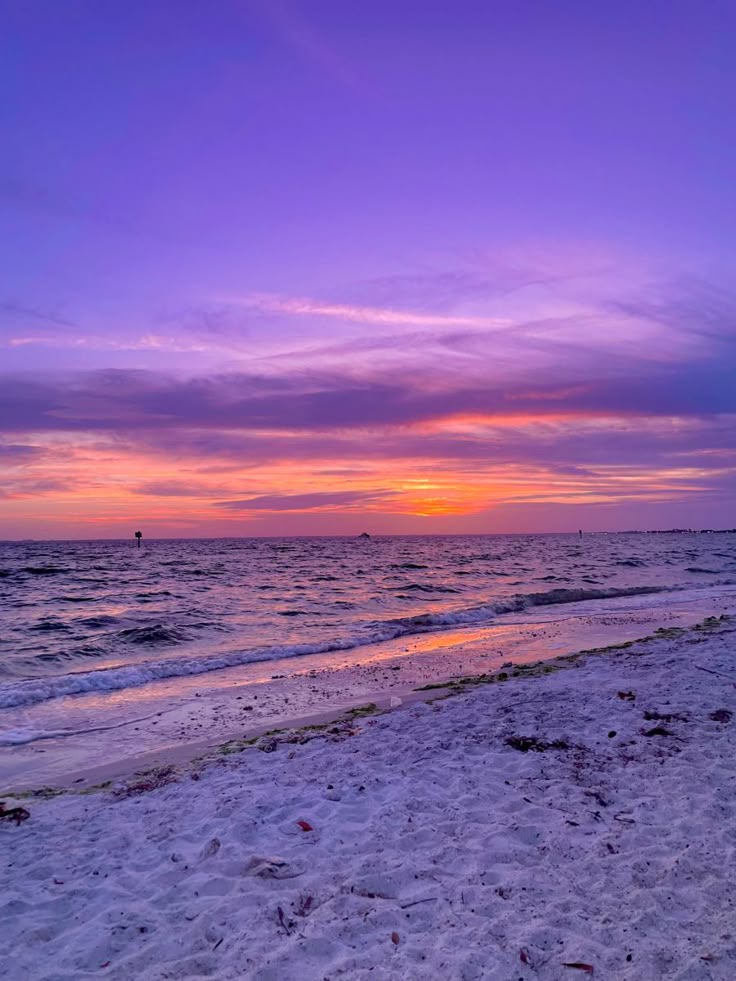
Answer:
0;801;30;825
243;856;305;879
505;735;570;752
643;709;687;722
709;708;733;723
200;837;221;859
293;893;314;917
276;905;294;935
112;765;177;797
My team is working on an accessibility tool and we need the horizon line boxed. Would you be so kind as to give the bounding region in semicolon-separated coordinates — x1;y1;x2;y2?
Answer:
2;528;734;544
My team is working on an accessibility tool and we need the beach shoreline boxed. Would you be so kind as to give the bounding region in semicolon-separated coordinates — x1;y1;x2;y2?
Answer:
3;587;736;793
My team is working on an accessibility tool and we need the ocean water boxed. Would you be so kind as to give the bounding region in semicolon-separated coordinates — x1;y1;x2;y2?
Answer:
1;532;736;716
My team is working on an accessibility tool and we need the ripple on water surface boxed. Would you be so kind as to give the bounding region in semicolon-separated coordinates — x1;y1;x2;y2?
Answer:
0;532;735;708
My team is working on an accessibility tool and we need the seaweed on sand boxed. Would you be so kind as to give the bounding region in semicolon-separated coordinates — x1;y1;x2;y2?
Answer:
0;802;30;825
505;736;570;753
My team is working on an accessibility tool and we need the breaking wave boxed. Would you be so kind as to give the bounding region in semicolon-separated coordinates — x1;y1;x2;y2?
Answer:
0;585;667;710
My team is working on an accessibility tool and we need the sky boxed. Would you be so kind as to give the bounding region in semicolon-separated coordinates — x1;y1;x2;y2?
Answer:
1;0;735;538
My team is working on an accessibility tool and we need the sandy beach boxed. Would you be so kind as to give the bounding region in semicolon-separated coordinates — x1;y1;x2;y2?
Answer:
2;615;735;980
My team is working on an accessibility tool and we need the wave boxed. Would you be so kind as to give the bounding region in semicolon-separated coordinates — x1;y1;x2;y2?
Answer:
399;583;460;593
380;585;666;631
77;615;120;629
118;624;191;645
0;584;670;711
29;619;72;633
0;633;404;711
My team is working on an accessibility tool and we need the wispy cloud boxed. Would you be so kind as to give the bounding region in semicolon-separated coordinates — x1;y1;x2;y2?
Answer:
4;334;218;354
216;490;392;511
0;442;45;463
0;300;76;329
132;480;235;498
228;293;511;329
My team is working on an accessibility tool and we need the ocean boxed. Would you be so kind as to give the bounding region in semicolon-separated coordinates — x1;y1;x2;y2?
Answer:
2;532;735;716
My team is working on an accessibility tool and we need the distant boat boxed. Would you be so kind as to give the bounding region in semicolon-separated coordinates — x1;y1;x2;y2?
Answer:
358;532;371;539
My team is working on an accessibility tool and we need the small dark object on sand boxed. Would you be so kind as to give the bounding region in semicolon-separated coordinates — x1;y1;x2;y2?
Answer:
276;905;293;935
617;691;635;700
643;709;687;723
643;726;672;737
294;893;314;917
710;708;733;723
0;802;30;825
505;735;570;753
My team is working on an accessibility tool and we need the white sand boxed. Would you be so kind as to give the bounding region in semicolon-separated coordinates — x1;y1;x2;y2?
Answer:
2;619;735;980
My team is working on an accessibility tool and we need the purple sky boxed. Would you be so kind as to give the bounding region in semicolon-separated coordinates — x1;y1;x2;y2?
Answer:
1;1;735;537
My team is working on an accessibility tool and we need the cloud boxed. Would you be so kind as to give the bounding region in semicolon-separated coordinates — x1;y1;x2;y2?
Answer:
131;480;233;498
3;333;221;354
342;247;620;312
216;490;391;511
343;270;503;313
0;300;76;329
0;442;45;463
0;476;73;499
227;293;510;329
2;268;735;525
610;276;736;344
1;346;734;439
